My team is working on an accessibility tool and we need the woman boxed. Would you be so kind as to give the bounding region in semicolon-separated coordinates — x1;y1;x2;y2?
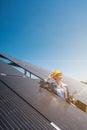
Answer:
45;70;74;101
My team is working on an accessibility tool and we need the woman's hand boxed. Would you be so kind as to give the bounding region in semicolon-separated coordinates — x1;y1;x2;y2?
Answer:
68;93;74;100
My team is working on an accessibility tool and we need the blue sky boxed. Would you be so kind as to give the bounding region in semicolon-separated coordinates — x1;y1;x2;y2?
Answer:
0;0;87;81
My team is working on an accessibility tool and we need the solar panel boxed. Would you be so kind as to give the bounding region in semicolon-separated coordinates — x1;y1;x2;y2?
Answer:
0;53;51;79
0;81;56;130
0;60;25;77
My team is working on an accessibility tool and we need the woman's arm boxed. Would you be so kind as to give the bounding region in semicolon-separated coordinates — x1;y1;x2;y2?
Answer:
44;74;52;82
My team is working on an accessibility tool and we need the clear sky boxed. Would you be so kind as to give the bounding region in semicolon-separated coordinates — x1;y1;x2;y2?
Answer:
0;0;87;81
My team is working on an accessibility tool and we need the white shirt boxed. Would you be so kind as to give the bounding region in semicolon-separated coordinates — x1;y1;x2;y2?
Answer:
52;82;68;99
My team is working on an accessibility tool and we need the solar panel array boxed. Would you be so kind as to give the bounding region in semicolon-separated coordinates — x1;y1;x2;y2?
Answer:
0;53;87;105
0;54;87;130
